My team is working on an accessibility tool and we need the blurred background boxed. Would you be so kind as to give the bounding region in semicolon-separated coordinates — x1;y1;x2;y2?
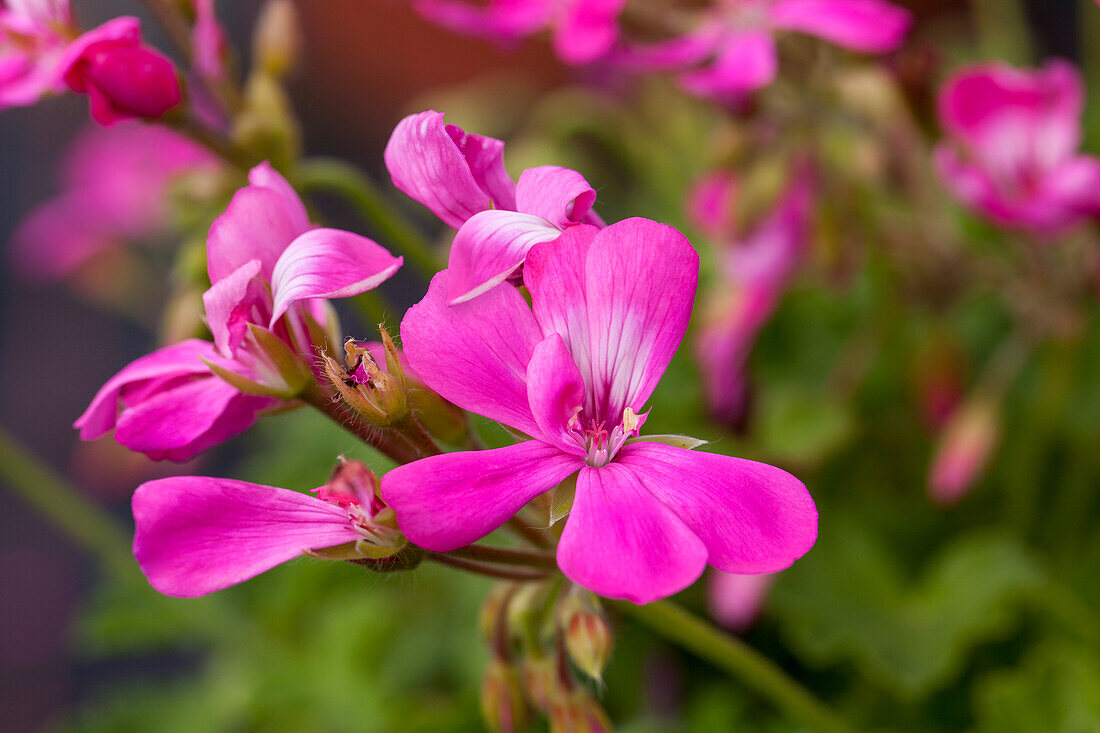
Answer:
2;1;1097;731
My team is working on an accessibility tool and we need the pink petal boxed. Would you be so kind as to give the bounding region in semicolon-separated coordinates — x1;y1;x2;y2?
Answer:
412;0;549;43
618;442;818;574
201;259;269;358
581;218;698;421
686;170;738;241
401;270;544;437
552;0;625;65
384;110;513;229
133;477;360;597
515;165;598;228
113;376;270;462
526;334;587;455
448;120;517;211
206;163;311;283
612;22;722;70
679;30;777;97
446;210;562;304
74;339;217;440
380;440;582;551
769;0;912;53
557;463;708;603
709;571;775;632
1042;155;1100;217
269;228;402;325
56;16;141;87
9;192;116;281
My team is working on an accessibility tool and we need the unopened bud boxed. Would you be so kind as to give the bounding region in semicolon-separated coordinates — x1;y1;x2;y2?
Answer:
928;398;999;506
253;0;301;78
549;690;612;733
321;337;409;425
481;660;531;733
558;591;612;681
479;583;517;644
234;73;300;170
520;656;556;712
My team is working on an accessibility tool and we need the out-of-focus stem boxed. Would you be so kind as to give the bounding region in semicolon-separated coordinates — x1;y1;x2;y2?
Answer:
613;599;855;733
295;158;440;277
165;110;253;169
0;426;134;577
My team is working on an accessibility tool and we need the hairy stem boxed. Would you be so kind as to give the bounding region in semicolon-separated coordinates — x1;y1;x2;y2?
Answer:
301;384;435;465
426;552;550;581
613;599;854;733
448;544;558;569
295;158;440;277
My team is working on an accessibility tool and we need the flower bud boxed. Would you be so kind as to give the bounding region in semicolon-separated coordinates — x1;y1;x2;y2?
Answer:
928;397;999;506
481;659;531;733
62;19;181;126
558;590;612;681
234;72;300;170
253;0;301;78
548;690;612;733
321;336;410;426
520;656;556;712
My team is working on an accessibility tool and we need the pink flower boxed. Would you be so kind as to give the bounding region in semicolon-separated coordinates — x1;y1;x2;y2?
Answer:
385;110;603;303
191;0;229;82
76;163;403;460
934;60;1100;235
0;0;74;110
620;0;911;99
381;218;817;604
59;16;181;125
927;397;998;506
692;166;815;427
10;121;218;281
411;0;626;65
708;570;775;631
133;460;405;597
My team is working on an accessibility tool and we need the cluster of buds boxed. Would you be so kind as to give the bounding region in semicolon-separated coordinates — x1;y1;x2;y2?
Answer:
477;583;614;733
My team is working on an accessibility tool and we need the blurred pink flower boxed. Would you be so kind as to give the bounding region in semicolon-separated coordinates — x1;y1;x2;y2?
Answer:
411;0;626;65
382;218;817;603
934;60;1100;235
191;0;229;82
0;0;74;110
619;0;911;99
59;16;180;125
927;397;999;506
134;461;403;596
709;570;775;631
76;163;403;461
692;165;815;427
385;110;603;303
10;121;217;282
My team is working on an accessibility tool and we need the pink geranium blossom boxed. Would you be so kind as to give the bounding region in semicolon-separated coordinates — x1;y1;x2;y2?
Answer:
934;60;1100;235
620;0;911;99
76;163;403;460
691;166;815;427
134;460;404;597
59;16;181;125
382;218;817;604
0;0;74;109
10;121;218;281
411;0;626;65
709;570;775;631
385;110;603;303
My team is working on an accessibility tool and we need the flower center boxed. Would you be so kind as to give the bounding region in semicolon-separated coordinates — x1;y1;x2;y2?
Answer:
569;407;641;468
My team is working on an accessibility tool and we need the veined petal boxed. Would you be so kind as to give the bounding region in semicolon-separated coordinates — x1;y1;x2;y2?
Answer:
113;376;270;461
381;441;582;551
133;477;360;597
618;442;818;574
583;218;698;421
402;270;543;436
248;162;311;231
527;334;586;455
201;259;268;358
207;184;310;284
384;110;511;229
679;30;778;97
769;0;912;53
557;463;708;604
515;165;598;228
552;0;625;65
269;228;402;325
74;339;216;439
447;210;562;304
447;121;517;211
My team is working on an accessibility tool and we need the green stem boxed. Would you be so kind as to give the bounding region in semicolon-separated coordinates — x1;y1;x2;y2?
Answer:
0;426;134;577
425;552;550;581
295;158;440;277
613;599;854;733
448;544;558;569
